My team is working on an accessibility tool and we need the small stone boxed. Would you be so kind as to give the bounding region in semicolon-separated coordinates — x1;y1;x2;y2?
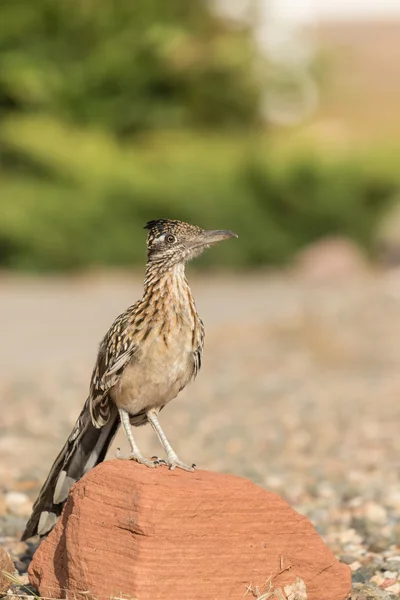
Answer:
265;475;284;488
349;560;362;571
340;555;359;565
3;541;28;558
383;570;399;580
364;502;387;525
17;574;29;585
284;577;307;600
385;582;400;594
368;540;388;554
5;492;32;517
353;569;375;584
0;515;28;537
384;560;400;572
12;480;40;493
381;579;398;589
370;574;385;586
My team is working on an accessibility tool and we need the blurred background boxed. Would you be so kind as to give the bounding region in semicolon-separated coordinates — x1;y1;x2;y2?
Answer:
1;1;400;597
2;0;400;270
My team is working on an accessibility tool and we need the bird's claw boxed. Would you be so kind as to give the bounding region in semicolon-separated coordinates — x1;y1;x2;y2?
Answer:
167;458;196;472
116;447;162;468
151;455;168;466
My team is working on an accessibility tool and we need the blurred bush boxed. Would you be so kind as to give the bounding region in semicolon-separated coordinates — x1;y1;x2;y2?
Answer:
0;0;399;271
1;115;398;270
0;0;259;134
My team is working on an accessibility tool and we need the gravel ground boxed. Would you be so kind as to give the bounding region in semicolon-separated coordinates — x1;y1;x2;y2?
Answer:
1;269;400;599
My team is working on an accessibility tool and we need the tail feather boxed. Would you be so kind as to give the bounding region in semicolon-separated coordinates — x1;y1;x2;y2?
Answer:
21;398;119;541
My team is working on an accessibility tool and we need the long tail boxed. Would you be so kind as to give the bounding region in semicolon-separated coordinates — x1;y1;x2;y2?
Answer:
22;398;119;540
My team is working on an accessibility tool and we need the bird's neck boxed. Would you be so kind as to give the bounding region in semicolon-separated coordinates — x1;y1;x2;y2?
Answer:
142;261;195;316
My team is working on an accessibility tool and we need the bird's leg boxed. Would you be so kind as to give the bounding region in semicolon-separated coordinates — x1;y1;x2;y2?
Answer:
117;408;163;468
146;409;196;472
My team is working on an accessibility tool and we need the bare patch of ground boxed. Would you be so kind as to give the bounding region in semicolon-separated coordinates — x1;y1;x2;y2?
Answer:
1;269;400;598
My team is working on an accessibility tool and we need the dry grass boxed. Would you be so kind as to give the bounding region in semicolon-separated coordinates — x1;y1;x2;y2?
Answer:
244;577;307;600
1;572;138;600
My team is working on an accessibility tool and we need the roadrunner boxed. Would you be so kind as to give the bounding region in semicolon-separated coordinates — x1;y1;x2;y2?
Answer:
22;219;237;540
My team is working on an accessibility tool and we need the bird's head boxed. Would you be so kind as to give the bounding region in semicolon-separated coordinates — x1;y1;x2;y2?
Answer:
144;219;237;267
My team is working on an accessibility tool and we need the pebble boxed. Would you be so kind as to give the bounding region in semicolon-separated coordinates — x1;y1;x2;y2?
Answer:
383;571;399;580
1;273;400;600
0;515;28;537
340;555;359;565
385;582;400;594
364;501;388;525
5;492;32;518
381;579;399;589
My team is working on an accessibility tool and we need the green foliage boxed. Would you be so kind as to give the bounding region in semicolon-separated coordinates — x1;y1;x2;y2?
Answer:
0;0;398;271
0;116;398;271
0;0;259;135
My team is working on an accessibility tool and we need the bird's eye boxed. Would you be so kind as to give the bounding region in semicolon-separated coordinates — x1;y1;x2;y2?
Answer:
165;234;176;244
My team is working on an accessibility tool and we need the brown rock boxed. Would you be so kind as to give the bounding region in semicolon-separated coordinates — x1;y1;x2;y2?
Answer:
0;547;15;594
29;461;351;600
293;236;368;281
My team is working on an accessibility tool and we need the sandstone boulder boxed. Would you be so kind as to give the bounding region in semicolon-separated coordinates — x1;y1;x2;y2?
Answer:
29;461;351;600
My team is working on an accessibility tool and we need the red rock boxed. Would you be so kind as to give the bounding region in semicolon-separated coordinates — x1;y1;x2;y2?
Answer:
0;547;15;594
29;461;351;600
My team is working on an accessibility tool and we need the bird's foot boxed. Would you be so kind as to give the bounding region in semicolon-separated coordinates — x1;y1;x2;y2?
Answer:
116;448;166;468
151;455;168;466
167;455;196;472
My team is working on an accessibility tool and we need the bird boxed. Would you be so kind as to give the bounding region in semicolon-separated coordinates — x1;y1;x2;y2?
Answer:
22;218;237;540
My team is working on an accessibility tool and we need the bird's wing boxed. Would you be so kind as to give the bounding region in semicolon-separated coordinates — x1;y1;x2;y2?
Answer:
89;306;139;427
193;318;205;379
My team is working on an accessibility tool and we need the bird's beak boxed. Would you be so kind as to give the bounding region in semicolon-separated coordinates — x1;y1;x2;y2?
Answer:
196;229;238;246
